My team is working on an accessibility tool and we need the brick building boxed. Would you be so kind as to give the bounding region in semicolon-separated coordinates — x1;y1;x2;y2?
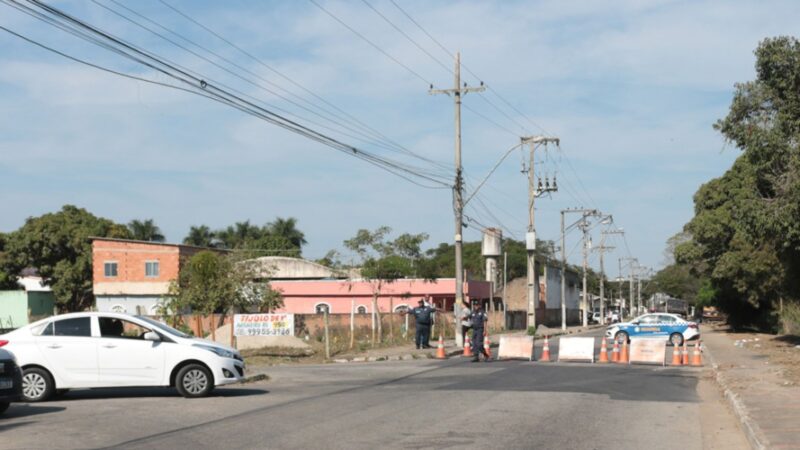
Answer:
91;237;213;314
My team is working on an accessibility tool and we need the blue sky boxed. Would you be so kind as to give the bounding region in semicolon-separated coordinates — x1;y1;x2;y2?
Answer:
1;0;797;276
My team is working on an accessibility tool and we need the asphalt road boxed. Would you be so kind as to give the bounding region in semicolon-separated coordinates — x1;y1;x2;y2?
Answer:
0;330;748;450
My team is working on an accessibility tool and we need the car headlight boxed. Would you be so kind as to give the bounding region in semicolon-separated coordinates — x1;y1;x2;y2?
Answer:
194;344;238;359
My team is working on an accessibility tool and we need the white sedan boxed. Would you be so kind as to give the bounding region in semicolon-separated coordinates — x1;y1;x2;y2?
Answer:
0;312;245;401
605;313;700;346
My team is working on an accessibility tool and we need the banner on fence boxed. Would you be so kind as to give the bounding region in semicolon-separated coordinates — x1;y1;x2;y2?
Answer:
628;338;667;365
557;337;595;362
498;335;534;360
234;313;294;337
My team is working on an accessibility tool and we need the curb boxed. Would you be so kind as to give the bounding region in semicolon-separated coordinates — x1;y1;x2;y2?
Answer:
703;343;769;450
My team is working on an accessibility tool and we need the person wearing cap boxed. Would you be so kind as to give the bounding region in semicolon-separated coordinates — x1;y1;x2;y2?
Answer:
468;303;491;362
404;297;436;349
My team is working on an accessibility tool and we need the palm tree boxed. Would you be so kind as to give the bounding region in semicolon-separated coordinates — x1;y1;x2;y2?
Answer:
127;219;165;242
183;225;215;247
267;217;307;250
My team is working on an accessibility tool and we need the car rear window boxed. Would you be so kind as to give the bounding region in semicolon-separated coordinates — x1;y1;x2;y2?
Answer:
40;317;92;337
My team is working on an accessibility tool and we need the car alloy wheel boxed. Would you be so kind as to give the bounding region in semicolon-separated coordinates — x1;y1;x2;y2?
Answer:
182;369;208;395
22;369;53;402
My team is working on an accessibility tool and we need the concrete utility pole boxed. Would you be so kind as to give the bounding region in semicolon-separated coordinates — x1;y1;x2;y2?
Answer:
598;228;623;325
579;217;590;327
560;208;599;329
619;257;638;318
521;136;559;331
429;52;484;347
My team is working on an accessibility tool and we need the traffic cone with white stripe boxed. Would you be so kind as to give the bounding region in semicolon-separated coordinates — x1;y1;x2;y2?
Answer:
598;337;609;363
671;341;682;366
483;333;492;359
690;340;703;366
619;339;629;364
463;336;473;357
681;342;689;366
435;334;446;359
540;336;551;362
611;340;620;363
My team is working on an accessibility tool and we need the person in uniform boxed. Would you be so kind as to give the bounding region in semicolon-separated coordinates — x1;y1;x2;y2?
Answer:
469;303;491;362
405;298;436;349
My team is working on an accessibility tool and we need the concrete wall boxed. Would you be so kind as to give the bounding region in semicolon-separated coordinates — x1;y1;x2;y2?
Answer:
96;295;163;315
0;291;55;329
249;256;347;280
543;265;580;310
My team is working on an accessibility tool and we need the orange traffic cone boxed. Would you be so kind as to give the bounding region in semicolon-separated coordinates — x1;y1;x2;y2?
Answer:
435;335;446;359
540;336;551;362
671;342;682;366
598;337;609;363
611;340;620;363
619;340;629;364
463;337;473;357
681;342;689;366
690;341;703;366
484;334;492;359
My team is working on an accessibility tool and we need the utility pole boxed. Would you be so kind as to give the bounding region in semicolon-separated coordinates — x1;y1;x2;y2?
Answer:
619;257;638;318
618;258;625;317
579;217;591;327
598;228;623;325
521;136;559;331
560;208;598;329
429;52;484;347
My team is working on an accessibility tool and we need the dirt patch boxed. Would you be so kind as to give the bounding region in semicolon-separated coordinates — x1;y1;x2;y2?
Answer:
712;323;800;385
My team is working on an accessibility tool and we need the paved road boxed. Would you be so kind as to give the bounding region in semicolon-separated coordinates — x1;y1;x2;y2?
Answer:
0;331;747;450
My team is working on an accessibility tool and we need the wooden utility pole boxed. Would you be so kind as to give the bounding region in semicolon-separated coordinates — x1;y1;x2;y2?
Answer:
520;136;559;331
430;52;484;347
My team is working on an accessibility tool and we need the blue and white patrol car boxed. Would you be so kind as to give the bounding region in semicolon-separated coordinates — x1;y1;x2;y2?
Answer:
605;313;699;346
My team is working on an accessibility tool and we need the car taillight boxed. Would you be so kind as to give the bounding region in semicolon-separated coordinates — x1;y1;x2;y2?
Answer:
688;323;698;329
0;340;8;347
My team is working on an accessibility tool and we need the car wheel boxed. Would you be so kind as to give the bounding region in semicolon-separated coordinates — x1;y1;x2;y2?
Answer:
615;331;629;344
22;367;54;402
669;333;684;347
0;401;9;414
176;364;214;398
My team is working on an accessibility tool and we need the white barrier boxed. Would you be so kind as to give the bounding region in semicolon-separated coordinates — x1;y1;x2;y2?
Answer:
497;335;534;361
557;337;595;362
629;338;667;366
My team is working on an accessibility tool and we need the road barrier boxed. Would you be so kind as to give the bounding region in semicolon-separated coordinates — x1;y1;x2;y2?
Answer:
628;338;667;366
557;337;595;363
497;335;534;361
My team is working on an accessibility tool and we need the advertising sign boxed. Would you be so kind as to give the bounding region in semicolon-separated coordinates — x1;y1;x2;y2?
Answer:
497;336;534;361
629;338;667;365
234;313;294;337
557;337;595;362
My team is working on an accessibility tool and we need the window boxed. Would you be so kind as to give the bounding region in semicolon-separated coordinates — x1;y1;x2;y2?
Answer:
44;317;92;337
356;305;367;314
104;261;118;277
111;304;127;313
639;315;658;324
145;261;159;278
658;315;677;323
99;317;151;339
315;303;330;314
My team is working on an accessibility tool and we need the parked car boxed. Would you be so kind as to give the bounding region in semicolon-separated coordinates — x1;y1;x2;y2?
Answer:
0;348;23;414
591;312;601;324
605;313;699;346
0;312;245;402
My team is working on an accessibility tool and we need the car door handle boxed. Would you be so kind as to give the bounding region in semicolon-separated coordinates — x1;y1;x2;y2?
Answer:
47;344;62;349
102;344;117;348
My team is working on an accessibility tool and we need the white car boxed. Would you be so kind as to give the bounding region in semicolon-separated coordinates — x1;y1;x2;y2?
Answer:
0;312;245;402
605;313;700;346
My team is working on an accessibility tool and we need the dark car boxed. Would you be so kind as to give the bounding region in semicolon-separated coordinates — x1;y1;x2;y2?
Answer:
0;347;23;414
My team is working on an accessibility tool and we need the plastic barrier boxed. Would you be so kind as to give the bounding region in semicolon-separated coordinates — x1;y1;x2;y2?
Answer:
628;338;667;366
557;337;595;363
497;335;534;361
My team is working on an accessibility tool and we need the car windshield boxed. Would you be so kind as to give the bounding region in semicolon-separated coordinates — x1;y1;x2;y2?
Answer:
135;316;191;338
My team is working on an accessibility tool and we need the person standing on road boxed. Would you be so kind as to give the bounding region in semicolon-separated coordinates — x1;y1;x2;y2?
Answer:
405;297;436;349
458;301;472;346
469;303;491;362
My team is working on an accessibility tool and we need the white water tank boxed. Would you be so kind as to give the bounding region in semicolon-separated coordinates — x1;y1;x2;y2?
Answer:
481;228;502;257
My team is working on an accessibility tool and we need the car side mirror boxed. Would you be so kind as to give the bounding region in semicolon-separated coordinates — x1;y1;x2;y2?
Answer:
144;331;161;342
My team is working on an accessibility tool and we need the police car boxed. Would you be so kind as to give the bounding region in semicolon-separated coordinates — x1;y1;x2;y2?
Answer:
605;313;699;346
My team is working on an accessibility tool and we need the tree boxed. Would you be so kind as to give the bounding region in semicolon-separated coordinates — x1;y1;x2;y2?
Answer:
127;219;165;242
183;225;216;248
676;37;800;329
1;205;130;311
0;232;16;289
344;227;429;344
266;217;307;250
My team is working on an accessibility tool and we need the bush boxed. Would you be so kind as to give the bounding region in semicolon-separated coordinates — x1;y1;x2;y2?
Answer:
779;302;800;335
527;326;536;336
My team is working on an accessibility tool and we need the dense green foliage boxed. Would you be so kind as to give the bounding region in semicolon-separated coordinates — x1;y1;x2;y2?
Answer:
675;37;800;330
183;217;306;257
127;219;165;242
1;205;131;311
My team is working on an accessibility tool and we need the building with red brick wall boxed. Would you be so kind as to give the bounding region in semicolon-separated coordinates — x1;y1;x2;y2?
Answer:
91;238;212;314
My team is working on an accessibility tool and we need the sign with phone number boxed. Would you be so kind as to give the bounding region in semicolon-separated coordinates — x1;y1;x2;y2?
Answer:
233;314;294;337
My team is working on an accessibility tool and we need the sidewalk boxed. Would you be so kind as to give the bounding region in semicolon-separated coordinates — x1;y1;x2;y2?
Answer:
702;325;800;449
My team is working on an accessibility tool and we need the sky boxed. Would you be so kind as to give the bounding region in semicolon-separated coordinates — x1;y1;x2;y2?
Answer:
0;0;798;277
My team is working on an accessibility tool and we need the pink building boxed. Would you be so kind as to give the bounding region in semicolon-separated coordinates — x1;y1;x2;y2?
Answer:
269;278;492;315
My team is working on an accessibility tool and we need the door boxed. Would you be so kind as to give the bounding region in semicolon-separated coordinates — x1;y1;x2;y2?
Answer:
35;317;98;387
96;316;165;387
